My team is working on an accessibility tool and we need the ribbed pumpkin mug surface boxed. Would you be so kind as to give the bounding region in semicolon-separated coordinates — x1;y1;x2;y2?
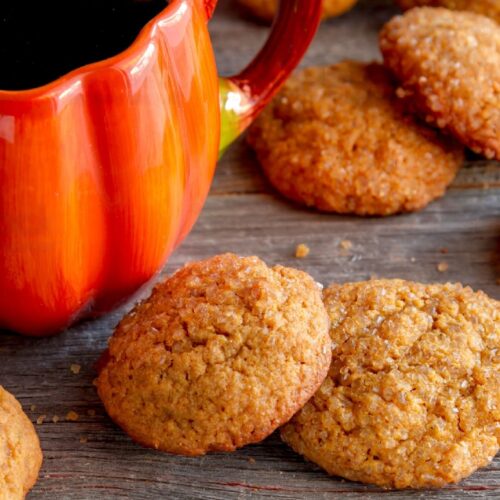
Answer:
0;0;322;335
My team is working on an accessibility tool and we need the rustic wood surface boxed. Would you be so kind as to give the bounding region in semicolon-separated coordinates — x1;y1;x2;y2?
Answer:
2;0;500;498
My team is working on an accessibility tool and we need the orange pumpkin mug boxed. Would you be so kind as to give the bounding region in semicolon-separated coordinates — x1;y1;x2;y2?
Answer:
0;0;322;335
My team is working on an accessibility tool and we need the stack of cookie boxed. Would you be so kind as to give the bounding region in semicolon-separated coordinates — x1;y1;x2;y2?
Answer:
94;3;500;492
5;4;498;497
247;6;499;216
95;253;500;490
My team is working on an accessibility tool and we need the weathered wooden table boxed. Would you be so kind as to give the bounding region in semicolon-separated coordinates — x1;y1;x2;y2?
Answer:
2;0;499;498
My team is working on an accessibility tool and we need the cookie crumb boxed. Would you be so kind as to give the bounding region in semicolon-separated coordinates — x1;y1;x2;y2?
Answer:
339;240;353;251
30;405;36;412
70;364;81;375
437;262;449;273
295;244;310;259
52;415;60;424
439;247;449;254
79;436;88;444
36;415;46;425
396;87;411;98
66;411;79;422
248;457;256;464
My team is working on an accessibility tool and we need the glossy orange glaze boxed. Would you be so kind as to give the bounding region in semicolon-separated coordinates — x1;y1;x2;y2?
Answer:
0;0;321;336
0;0;219;335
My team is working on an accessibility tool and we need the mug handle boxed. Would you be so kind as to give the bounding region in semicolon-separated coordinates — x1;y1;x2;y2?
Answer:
204;0;323;153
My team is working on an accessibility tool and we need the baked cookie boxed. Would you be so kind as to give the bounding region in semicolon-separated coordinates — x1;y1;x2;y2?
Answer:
237;0;357;22
0;387;43;499
281;280;500;489
396;0;500;24
380;8;500;159
247;62;463;216
97;253;331;456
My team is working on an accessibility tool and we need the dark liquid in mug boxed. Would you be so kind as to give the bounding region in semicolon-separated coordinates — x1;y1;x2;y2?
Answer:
0;0;168;90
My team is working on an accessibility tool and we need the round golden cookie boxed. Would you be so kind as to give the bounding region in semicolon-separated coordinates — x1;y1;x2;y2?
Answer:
247;62;463;216
281;280;500;489
237;0;357;22
0;387;43;500
380;7;500;160
396;0;500;24
97;253;331;456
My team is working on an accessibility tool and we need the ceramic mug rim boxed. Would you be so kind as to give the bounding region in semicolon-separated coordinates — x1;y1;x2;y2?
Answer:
0;0;183;99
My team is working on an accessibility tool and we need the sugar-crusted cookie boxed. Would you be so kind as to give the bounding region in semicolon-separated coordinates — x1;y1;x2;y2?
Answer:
0;387;43;499
281;279;500;489
247;62;463;216
380;7;500;159
396;0;500;24
97;254;331;456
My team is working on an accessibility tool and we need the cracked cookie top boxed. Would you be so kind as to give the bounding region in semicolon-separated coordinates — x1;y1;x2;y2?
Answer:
0;387;42;500
96;253;331;456
281;279;500;489
247;62;463;216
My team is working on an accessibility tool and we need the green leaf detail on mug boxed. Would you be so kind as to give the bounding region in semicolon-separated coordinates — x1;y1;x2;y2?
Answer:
219;78;253;156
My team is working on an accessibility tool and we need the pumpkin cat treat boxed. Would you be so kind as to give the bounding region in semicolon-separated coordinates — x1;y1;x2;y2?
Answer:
396;0;500;24
247;62;463;216
281;280;500;489
0;387;43;500
380;7;500;160
237;0;357;22
96;253;331;456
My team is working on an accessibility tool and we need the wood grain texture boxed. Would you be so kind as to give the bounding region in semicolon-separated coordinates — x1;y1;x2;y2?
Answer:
1;0;500;498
